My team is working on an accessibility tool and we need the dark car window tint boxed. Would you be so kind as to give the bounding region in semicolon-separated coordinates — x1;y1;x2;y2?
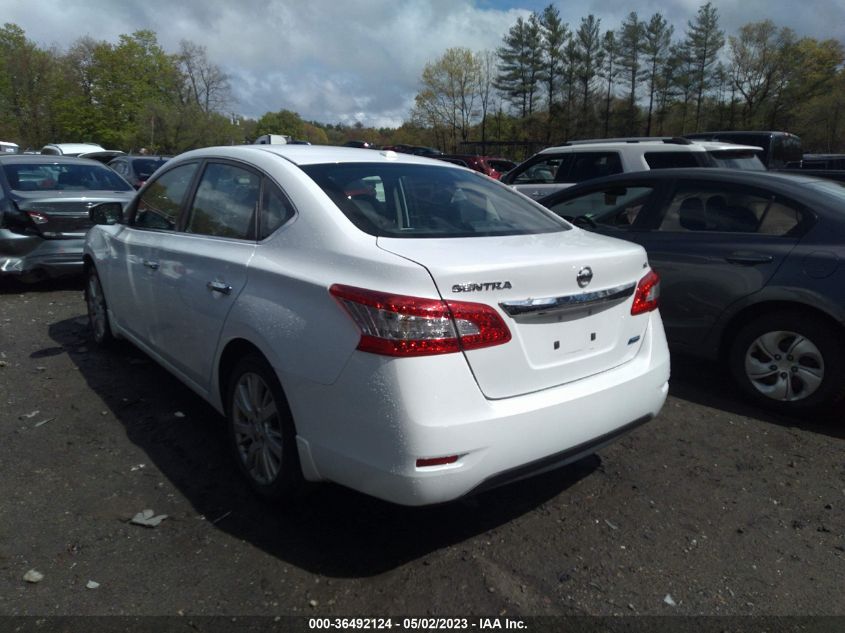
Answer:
302;163;567;238
568;152;623;183
131;158;168;180
659;183;803;235
644;152;701;169
512;157;563;184
260;180;296;239
186;163;260;239
548;186;655;227
134;162;198;230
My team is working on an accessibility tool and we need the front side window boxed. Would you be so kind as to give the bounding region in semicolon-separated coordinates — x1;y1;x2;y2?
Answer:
186;162;260;239
658;182;804;236
134;162;198;230
547;185;655;228
302;163;568;238
511;156;565;184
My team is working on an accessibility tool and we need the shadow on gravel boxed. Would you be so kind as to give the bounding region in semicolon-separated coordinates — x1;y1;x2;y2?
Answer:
669;353;844;440
46;315;599;578
0;275;85;294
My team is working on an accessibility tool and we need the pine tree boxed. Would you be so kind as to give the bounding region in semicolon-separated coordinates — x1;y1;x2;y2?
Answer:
685;2;725;131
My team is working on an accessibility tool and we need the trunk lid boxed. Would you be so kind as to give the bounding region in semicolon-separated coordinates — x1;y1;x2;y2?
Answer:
14;192;131;238
378;231;653;399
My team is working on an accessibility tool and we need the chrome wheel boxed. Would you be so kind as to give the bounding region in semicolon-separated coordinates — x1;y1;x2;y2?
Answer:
744;330;824;402
231;371;284;485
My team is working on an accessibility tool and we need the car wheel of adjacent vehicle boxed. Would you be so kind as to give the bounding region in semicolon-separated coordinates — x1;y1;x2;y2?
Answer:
85;266;114;346
226;354;303;500
729;312;845;412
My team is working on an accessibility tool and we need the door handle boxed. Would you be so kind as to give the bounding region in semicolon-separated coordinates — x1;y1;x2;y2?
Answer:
725;252;774;265
143;260;159;270
207;281;232;295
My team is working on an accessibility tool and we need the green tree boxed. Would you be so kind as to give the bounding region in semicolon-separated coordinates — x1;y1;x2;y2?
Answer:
684;2;725;131
618;12;645;134
574;15;604;136
642;13;673;135
600;30;619;137
496;14;545;118
538;5;568;117
255;109;306;139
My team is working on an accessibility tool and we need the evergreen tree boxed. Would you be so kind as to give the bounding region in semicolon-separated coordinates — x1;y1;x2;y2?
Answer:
642;13;673;136
618;12;645;134
685;2;725;131
496;14;545;118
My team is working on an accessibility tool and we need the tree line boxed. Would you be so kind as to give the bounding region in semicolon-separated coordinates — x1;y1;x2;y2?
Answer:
2;4;843;158
412;3;845;157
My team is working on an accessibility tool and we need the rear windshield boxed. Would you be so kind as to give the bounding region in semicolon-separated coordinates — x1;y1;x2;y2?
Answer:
708;150;766;171
3;163;132;192
488;159;516;173
301;163;568;238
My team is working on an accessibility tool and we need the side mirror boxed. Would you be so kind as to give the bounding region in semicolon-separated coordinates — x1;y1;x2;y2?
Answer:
89;202;124;225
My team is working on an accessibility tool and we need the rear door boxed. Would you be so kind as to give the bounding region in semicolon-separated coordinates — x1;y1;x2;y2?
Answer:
145;160;261;390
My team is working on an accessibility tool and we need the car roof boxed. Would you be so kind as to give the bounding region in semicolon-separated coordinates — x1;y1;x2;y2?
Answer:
41;143;106;155
174;145;460;168
0;154;110;166
547;167;834;193
535;139;761;154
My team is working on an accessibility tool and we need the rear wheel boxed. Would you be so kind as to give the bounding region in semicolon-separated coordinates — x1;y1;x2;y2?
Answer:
226;354;303;500
85;266;114;346
729;312;845;412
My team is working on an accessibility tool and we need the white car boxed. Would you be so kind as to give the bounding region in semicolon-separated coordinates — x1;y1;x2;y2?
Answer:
501;137;766;199
83;145;670;506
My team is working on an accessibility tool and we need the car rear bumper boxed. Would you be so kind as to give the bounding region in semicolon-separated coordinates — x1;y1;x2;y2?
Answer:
0;230;84;279
285;311;670;506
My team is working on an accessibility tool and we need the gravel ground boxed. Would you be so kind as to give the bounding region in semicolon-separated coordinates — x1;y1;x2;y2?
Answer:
0;278;843;624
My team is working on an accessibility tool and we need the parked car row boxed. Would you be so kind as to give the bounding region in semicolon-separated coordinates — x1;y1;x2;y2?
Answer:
4;136;843;508
537;168;845;414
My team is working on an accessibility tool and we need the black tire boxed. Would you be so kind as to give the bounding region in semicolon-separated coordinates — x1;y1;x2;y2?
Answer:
226;353;304;500
85;265;114;346
728;311;845;413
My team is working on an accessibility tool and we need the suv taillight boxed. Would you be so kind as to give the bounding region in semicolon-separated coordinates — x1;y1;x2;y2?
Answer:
631;270;660;315
330;284;511;357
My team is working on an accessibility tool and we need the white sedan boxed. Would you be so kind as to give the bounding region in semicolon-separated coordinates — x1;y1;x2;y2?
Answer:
83;145;669;506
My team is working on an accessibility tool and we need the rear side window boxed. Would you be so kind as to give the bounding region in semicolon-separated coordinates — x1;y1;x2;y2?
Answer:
260;180;296;239
644;152;702;169
658;182;804;236
302;163;568;238
568;152;622;182
708;151;766;171
134;162;198;230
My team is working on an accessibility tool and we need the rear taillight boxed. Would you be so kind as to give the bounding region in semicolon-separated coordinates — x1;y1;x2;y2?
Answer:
330;284;511;357
26;211;49;225
631;270;660;315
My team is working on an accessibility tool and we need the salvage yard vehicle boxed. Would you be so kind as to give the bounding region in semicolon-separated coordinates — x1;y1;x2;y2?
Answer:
0;155;135;281
83;145;669;506
501;137;765;200
540;168;845;413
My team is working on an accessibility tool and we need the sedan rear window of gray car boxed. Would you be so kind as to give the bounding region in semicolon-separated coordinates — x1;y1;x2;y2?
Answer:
3;163;132;192
301;163;568;238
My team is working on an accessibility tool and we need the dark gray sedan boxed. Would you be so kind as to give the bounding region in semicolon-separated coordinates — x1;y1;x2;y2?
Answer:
540;168;845;413
0;155;134;281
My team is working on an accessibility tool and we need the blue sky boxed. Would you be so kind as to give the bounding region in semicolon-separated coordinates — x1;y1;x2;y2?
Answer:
3;0;844;127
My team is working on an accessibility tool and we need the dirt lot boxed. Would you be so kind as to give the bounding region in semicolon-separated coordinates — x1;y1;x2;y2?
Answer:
1;278;843;625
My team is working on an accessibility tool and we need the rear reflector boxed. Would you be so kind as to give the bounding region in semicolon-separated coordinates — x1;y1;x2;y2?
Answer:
26;211;49;225
631;270;660;315
416;455;460;468
329;284;511;357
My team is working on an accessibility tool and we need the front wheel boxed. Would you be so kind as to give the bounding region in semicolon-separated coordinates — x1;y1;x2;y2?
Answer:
226;354;304;500
728;312;845;412
85;266;114;346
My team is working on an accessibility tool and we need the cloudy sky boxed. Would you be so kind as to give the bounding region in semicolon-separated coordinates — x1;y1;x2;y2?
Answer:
4;0;845;127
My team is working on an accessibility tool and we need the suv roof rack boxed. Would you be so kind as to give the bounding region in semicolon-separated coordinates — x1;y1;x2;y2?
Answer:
560;137;693;146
